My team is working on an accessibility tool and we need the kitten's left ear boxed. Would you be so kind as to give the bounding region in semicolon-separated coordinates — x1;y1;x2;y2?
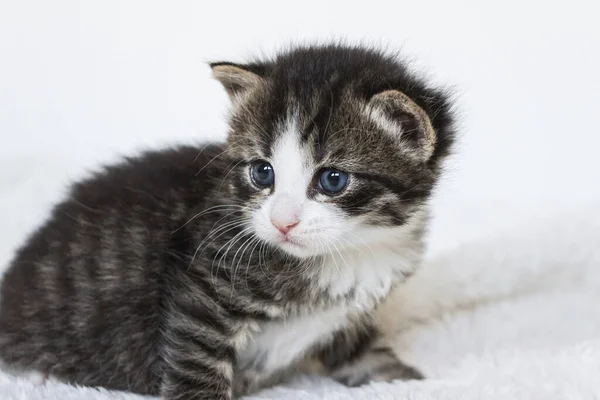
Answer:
368;90;437;162
210;62;264;100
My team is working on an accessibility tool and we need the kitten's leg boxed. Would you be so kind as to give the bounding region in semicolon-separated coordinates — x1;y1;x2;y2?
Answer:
316;320;422;387
160;299;237;400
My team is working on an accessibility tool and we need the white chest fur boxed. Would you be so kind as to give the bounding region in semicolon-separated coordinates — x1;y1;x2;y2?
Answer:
236;249;412;375
237;214;425;375
237;305;352;374
316;227;422;310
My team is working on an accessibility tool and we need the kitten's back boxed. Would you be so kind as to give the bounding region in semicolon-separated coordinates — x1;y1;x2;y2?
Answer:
0;144;225;394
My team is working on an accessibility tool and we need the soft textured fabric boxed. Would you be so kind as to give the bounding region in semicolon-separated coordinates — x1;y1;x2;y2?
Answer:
1;156;599;399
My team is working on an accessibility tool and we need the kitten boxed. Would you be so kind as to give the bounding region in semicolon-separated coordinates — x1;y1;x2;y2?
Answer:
0;43;455;399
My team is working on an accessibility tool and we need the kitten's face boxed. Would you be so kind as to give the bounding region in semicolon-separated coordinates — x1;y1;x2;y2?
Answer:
212;46;454;259
243;122;360;259
224;91;436;259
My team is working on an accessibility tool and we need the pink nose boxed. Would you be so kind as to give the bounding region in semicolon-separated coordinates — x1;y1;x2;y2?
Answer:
271;217;300;235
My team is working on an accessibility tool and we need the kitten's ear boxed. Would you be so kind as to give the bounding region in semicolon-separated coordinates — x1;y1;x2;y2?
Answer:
369;90;437;161
210;62;263;100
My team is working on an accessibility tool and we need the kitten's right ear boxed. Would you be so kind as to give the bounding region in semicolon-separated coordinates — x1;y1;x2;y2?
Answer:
210;62;263;100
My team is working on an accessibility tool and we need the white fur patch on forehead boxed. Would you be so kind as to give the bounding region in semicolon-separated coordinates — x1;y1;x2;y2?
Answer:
270;114;314;195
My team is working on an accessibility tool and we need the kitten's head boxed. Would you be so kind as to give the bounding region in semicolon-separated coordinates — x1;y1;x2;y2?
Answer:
211;44;455;259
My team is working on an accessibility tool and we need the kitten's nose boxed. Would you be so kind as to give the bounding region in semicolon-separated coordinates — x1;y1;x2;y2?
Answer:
271;216;300;235
270;194;302;235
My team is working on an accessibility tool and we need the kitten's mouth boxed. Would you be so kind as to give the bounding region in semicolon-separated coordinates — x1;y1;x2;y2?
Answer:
281;235;303;248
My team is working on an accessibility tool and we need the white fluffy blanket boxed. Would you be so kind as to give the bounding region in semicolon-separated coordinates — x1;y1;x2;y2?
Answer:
1;158;599;399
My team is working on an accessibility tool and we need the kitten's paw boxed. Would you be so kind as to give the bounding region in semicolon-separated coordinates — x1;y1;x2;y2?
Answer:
331;347;423;387
20;370;50;385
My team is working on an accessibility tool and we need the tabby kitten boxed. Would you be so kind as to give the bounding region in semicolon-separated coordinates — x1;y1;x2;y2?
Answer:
0;44;455;399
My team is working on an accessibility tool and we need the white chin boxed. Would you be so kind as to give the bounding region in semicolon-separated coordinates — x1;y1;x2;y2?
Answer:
277;240;316;258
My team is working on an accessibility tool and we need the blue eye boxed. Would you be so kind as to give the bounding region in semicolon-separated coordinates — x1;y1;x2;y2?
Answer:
250;160;274;188
318;169;349;195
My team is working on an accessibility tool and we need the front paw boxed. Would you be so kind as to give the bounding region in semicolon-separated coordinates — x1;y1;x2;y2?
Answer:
161;373;233;400
331;347;423;387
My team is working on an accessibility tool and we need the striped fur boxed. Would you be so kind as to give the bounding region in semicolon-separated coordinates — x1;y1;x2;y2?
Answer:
0;44;455;399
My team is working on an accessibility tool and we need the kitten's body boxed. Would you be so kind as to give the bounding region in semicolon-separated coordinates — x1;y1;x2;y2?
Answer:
0;44;455;399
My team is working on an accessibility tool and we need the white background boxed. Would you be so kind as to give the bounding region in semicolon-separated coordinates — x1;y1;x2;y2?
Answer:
1;0;599;255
